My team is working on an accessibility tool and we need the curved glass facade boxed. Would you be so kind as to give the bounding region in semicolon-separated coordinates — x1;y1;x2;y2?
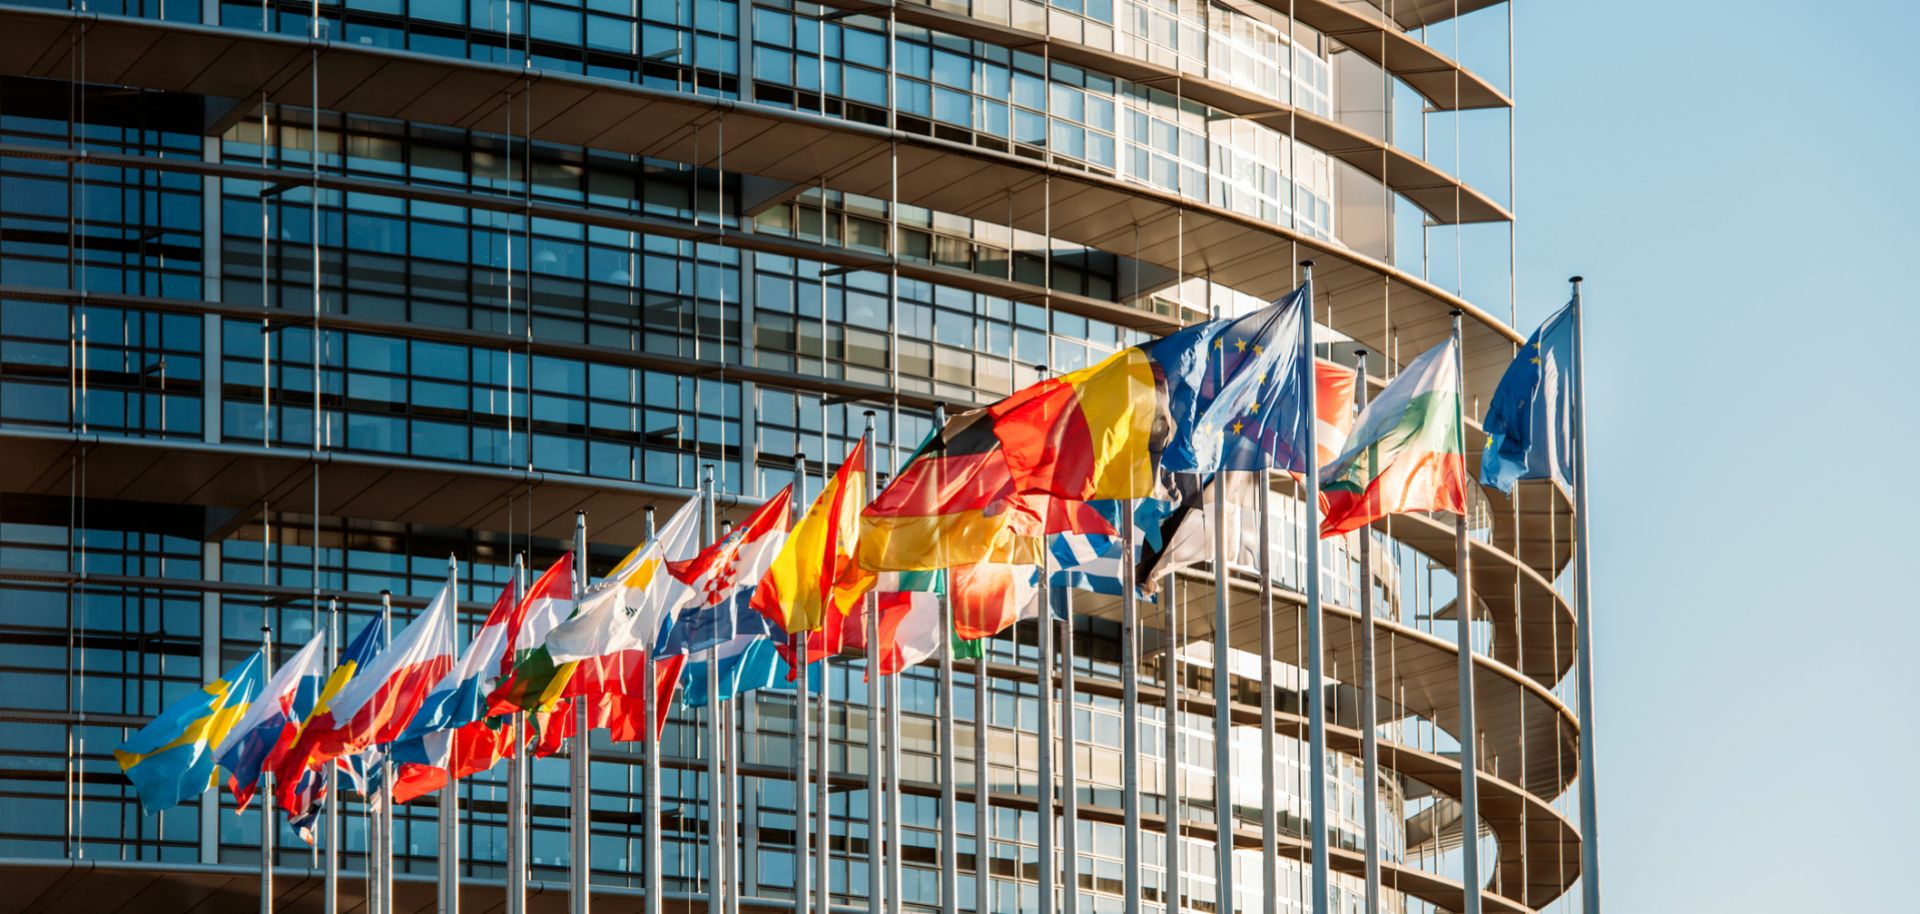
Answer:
0;1;1577;914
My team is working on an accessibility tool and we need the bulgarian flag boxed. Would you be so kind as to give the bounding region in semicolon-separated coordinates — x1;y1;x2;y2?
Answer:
1318;337;1467;537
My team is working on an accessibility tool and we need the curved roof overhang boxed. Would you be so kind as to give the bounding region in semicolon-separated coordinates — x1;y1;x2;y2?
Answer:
816;0;1510;223
0;7;1528;401
1245;0;1510;109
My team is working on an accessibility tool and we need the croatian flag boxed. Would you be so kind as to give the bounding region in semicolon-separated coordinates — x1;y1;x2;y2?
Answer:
664;484;793;653
217;631;328;808
388;580;520;801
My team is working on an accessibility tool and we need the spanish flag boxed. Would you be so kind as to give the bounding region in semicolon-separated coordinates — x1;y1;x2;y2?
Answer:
752;438;868;637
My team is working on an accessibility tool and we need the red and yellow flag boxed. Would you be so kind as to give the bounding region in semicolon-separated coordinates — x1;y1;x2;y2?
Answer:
753;438;868;637
988;346;1160;501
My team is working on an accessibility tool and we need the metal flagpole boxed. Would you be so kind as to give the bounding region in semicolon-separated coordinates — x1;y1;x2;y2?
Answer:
572;510;591;914
860;412;882;914
1448;311;1484;914
1256;476;1276;914
640;510;663;914
261;618;275;914
932;405;958;914
378;591;396;914
324;597;340;914
973;592;991;914
1353;351;1380;914
1037;515;1055;914
440;555;461;914
816;397;833;914
1163;567;1181;914
509;555;529;914
1298;260;1329;914
1210;353;1233;914
1568;276;1602;914
792;451;812;914
1119;504;1141;914
1059;585;1079;914
701;466;723;914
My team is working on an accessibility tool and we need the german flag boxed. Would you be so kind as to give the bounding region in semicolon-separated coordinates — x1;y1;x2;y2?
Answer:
856;408;1111;574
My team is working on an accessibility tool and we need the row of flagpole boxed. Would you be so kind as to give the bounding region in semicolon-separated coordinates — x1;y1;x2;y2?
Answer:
169;274;1600;914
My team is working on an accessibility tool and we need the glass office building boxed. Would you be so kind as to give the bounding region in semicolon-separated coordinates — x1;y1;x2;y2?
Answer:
0;0;1587;913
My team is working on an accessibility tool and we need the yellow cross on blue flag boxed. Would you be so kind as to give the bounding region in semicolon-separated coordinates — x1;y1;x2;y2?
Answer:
113;650;266;815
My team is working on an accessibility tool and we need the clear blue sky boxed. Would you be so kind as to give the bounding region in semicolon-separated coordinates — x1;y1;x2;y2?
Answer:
1509;1;1916;910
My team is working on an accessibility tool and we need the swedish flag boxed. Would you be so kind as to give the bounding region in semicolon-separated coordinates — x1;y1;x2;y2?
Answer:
113;650;265;815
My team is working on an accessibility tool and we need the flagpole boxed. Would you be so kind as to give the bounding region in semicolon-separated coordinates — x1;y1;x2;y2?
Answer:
701;465;723;914
1209;342;1234;914
1037;487;1056;914
860;411;883;914
1257;472;1276;914
972;587;991;914
1163;555;1181;914
378;590;396;914
324;596;340;914
640;510;663;914
440;554;461;914
792;452;813;914
508;554;529;914
718;518;739;914
931;405;958;914
817;414;834;914
1119;503;1141;914
261;617;275;914
571;510;592;914
1058;584;1078;914
1298;260;1329;914
1568;276;1602;914
1353;351;1380;914
1449;310;1485;914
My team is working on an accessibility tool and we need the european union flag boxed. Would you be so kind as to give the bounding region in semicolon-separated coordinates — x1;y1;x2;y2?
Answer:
1480;300;1575;493
1148;283;1309;474
113;650;265;815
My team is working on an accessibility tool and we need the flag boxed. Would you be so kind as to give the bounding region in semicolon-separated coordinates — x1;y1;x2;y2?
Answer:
1479;301;1575;494
387;579;520;802
667;485;793;629
1150;285;1308;474
859;411;1111;574
218;633;327;808
1136;359;1357;590
277;616;386;836
837;585;942;678
1312;360;1359;468
754;438;868;638
678;605;790;706
485;554;578;717
537;499;706;716
1047;499;1150;599
275;583;457;799
1136;472;1263;591
988;345;1161;500
1319;338;1466;537
548;499;704;664
949;562;1042;641
114;651;264;815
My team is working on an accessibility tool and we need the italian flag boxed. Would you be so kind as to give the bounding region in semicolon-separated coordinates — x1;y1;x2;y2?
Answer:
1319;337;1467;538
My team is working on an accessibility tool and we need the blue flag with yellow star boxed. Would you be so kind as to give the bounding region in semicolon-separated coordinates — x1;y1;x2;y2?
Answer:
1479;300;1575;493
1147;283;1309;474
